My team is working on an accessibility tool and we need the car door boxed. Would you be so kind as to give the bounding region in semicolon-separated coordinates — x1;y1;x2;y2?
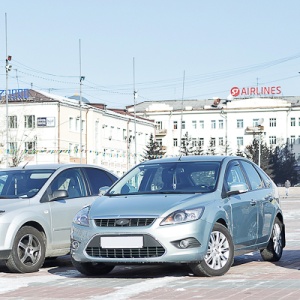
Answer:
225;161;258;249
45;168;98;251
241;161;276;244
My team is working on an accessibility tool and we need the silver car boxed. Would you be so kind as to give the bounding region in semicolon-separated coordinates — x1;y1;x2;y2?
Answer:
0;164;117;273
71;156;285;277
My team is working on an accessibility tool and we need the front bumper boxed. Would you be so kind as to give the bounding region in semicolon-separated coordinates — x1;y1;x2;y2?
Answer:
71;218;212;264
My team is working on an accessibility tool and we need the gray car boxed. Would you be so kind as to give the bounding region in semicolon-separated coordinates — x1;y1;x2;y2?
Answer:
71;156;285;277
0;164;117;273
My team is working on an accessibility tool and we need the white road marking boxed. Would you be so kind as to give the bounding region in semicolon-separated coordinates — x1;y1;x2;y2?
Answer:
90;276;180;300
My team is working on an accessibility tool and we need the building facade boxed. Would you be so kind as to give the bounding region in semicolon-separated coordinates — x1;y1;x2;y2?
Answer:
127;97;300;162
0;90;155;175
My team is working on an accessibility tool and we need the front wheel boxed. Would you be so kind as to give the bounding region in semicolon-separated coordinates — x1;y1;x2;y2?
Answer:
6;226;46;273
189;223;234;277
71;256;115;276
260;217;284;262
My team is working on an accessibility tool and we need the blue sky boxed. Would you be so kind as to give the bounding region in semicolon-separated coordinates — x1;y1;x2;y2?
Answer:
1;0;300;108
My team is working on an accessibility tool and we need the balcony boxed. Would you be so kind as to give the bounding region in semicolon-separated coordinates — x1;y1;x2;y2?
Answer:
245;125;264;134
156;128;167;136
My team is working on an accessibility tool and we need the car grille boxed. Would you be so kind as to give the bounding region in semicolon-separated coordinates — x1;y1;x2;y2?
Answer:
86;247;165;258
85;234;165;258
94;218;156;227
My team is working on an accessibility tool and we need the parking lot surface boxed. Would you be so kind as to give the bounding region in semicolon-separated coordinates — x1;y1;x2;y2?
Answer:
0;188;299;300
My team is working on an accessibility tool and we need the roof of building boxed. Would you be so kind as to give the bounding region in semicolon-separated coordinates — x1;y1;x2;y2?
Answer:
126;96;300;113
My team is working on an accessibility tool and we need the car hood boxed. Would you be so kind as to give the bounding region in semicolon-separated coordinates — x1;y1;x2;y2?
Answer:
0;198;31;213
89;193;210;218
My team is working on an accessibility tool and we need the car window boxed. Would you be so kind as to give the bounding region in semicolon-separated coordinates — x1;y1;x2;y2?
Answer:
0;170;54;198
240;161;264;190
255;166;272;188
225;163;248;190
83;167;117;195
109;161;220;195
48;169;87;200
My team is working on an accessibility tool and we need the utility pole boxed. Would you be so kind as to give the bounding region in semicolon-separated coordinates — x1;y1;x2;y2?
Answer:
5;13;12;167
133;57;137;165
79;39;85;163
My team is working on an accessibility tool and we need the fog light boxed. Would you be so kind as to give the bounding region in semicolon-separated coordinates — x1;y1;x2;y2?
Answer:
171;237;201;249
71;240;80;249
179;239;190;248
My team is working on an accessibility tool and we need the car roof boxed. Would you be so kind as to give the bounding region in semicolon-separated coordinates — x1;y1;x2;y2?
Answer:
0;163;108;172
141;155;241;165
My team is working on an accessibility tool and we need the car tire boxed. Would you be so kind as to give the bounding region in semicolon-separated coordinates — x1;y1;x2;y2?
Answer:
189;223;234;277
6;226;46;273
71;256;115;276
260;217;284;262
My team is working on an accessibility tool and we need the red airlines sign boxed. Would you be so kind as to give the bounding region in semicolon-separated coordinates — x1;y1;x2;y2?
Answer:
230;86;281;97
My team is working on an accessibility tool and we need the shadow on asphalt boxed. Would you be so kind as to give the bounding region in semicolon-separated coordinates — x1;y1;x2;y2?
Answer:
1;250;299;275
44;249;300;278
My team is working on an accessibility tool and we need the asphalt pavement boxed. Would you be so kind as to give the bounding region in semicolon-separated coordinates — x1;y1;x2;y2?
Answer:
0;188;299;300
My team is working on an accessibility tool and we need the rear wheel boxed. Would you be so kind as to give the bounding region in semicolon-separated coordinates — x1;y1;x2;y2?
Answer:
71;256;114;276
189;223;234;277
260;217;284;262
6;226;46;273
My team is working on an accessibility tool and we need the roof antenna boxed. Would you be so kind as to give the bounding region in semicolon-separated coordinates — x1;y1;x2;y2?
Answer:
22;161;29;169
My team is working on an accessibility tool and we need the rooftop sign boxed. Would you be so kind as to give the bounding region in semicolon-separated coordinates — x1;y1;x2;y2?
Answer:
230;86;281;97
0;89;29;100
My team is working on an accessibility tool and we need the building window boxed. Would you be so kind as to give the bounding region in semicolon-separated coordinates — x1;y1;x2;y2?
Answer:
211;138;216;147
253;119;259;127
298;118;300;126
156;121;162;130
181;121;185;129
211;120;216;129
199;138;204;146
218;120;224;129
298;136;300;144
25;141;36;154
24;115;35;129
237;119;243;128
192;120;197;129
269;136;277;145
237;137;243;146
173;121;178;129
69;117;74;131
76;118;80;131
199;120;204;129
9;115;17;128
173;138;178;147
192;138;197;147
291;135;296;145
9;142;17;154
156;139;162;146
291;117;296;126
269;118;276;127
219;137;224;146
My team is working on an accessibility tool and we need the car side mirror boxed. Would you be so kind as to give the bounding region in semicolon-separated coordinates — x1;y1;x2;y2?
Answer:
99;186;110;196
51;190;68;200
227;183;248;196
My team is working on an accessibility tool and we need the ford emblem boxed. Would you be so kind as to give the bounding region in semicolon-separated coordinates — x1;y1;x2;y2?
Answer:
115;219;130;226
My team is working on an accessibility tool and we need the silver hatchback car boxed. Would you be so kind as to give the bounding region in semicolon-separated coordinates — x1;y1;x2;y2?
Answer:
0;164;117;273
71;156;285;277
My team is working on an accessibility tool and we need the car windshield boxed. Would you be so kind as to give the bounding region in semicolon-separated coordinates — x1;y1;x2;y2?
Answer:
0;169;54;198
108;161;220;196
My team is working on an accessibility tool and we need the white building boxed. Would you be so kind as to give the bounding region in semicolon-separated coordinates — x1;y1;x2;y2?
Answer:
0;89;155;175
127;97;300;161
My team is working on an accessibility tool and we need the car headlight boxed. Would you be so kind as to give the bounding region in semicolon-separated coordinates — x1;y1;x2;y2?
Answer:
73;206;90;227
160;207;204;226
